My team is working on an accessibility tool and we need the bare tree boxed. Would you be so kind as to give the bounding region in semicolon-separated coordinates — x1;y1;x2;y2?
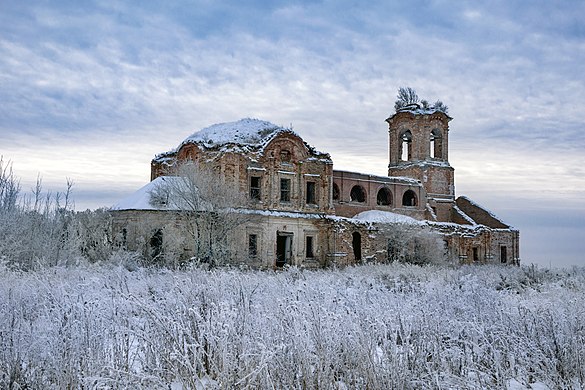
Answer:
149;162;250;266
394;87;420;111
0;157;20;213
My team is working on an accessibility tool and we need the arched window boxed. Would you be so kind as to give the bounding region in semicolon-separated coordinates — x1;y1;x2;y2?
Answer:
430;129;442;159
350;185;366;203
402;190;417;207
400;130;412;161
332;182;340;201
376;187;392;206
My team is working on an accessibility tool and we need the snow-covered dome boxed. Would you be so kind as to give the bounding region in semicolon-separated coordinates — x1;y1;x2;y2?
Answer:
180;118;289;149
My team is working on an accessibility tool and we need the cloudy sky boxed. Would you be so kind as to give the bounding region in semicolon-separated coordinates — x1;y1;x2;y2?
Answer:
1;0;584;267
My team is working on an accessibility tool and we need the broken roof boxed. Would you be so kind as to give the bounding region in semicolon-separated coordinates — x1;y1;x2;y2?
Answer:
387;104;453;121
153;118;331;163
180;118;290;150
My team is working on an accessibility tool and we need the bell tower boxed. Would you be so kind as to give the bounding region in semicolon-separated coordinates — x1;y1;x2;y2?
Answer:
386;106;454;221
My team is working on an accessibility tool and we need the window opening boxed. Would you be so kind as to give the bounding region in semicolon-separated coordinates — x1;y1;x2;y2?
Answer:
400;130;412;161
402;190;417;207
305;236;314;258
280;178;291;202
376;187;392;206
248;234;258;257
352;232;362;262
250;176;261;200
430;129;443;159
150;229;163;260
276;233;293;267
332;183;340;201
121;228;127;248
306;181;316;204
500;246;507;263
280;149;291;162
350;185;366;203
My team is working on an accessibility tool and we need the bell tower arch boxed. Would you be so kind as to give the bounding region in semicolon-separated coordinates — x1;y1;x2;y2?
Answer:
387;106;454;221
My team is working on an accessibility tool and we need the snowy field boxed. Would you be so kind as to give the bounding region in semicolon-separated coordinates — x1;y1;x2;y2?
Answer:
1;263;584;389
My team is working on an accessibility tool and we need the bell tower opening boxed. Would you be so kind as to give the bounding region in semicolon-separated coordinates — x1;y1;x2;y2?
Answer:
400;130;412;161
430;129;443;159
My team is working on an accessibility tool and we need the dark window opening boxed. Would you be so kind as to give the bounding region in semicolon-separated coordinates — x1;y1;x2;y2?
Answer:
276;233;293;267
280;150;291;162
150;229;163;260
402;190;417;207
305;236;314;258
350;185;366;203
332;183;340;201
400;130;412;161
250;176;261;200
500;246;507;263
376;187;392;206
306;181;316;204
352;232;362;262
121;228;127;247
473;247;479;262
280;178;291;202
248;234;258;257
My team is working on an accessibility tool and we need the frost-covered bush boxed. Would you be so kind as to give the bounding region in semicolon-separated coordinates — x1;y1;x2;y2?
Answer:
0;264;583;389
0;162;122;269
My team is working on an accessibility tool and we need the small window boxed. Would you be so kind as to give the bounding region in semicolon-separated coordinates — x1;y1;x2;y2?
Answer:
306;181;316;204
305;236;314;258
402;190;417;207
248;234;258;257
376;187;392;206
350;185;366;203
332;183;340;201
280;150;291;162
280;178;291;202
250;176;261;200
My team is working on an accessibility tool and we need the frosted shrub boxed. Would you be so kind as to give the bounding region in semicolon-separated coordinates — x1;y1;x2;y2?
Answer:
0;264;584;388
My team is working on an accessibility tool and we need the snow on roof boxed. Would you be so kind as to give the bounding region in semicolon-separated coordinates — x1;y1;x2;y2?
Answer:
180;118;290;149
388;104;452;120
111;176;180;211
353;210;421;225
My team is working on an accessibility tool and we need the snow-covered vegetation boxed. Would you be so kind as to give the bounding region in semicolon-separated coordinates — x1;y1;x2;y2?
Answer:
394;87;449;115
1;262;584;389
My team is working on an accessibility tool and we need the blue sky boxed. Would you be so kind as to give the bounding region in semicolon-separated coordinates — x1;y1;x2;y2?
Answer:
1;0;584;267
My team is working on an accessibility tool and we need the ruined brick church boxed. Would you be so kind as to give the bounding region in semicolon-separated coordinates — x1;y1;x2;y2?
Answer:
112;102;520;267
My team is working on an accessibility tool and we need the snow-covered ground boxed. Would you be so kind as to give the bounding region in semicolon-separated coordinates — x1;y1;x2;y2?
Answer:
1;262;583;389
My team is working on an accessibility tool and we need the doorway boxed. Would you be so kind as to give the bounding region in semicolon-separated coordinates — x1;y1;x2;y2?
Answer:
276;232;293;267
352;232;362;262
